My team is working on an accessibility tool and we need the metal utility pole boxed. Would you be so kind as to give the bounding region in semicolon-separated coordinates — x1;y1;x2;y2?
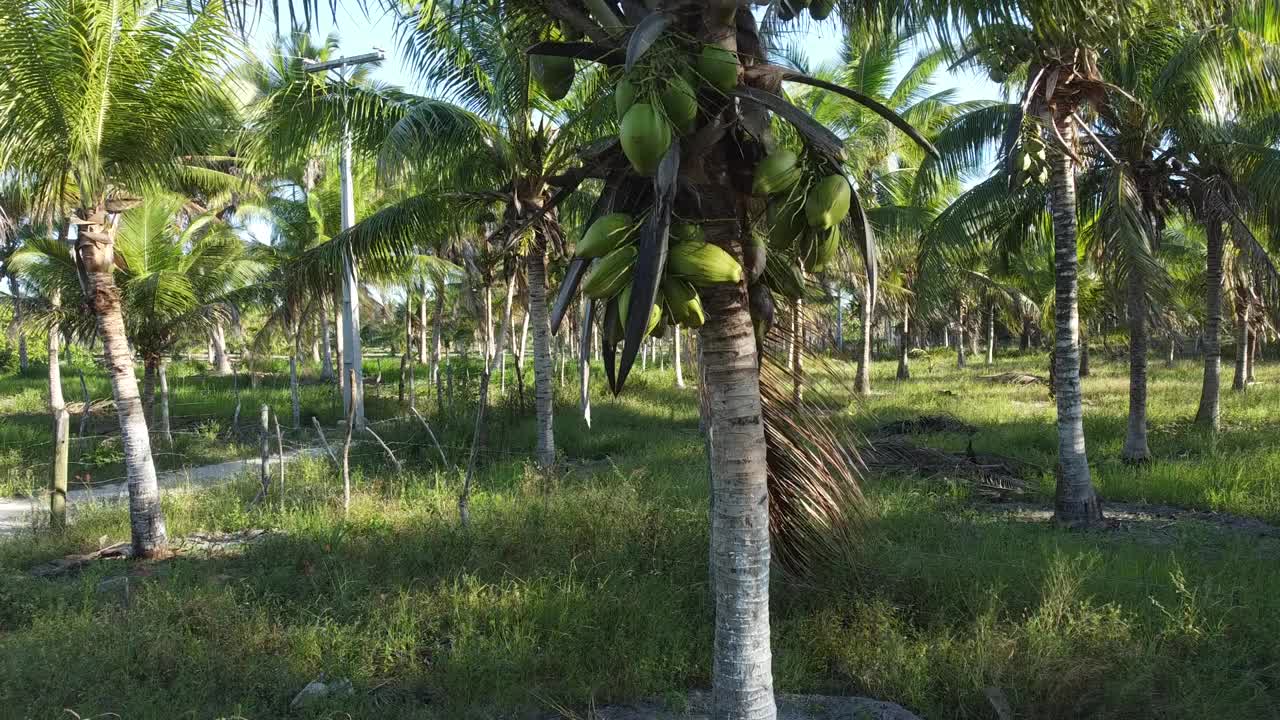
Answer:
304;50;383;432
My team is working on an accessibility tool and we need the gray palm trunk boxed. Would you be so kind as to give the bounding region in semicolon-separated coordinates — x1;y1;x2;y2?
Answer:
674;326;685;388
211;320;233;375
956;312;967;368
701;221;775;720
1079;326;1090;377
142;359;158;422
1232;293;1249;391
157;361;172;445
320;308;335;380
8;271;28;371
1122;272;1151;462
854;290;871;394
334;296;344;393
48;291;69;529
419;280;430;365
290;326;302;430
432;290;444;407
896;304;910;380
985;304;995;365
78;218;167;557
483;284;496;367
1044;108;1102;527
1195;218;1224;428
1249;329;1258;382
527;235;555;468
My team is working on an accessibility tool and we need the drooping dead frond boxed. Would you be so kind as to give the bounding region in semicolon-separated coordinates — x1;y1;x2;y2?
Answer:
756;302;865;576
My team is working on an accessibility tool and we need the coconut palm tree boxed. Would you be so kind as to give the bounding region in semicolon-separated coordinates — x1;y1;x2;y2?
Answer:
460;4;932;717
5;203;78;528
316;6;612;477
0;0;242;557
16;194;260;440
909;0;1225;526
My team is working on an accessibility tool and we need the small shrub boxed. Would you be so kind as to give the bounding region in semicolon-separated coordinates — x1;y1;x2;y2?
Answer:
80;437;124;469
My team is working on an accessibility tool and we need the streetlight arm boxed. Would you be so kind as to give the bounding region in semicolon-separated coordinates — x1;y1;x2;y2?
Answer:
302;50;385;74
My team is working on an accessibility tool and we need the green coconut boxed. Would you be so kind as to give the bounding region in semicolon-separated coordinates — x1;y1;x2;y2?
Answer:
531;55;574;100
803;226;840;272
767;194;807;250
619;285;663;337
620;103;672;176
615;76;637;123
671;222;705;246
697;44;739;94
805;174;852;229
808;0;835;20
752;149;802;195
576;213;636;258
660;75;699;135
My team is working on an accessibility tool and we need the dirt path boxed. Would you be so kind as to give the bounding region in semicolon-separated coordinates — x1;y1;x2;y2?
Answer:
0;447;322;537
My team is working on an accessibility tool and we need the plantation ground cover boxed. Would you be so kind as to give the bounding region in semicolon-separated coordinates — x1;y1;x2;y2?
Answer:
1;352;1278;719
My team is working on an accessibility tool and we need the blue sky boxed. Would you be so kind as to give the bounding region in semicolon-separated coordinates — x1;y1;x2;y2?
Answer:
245;3;1000;103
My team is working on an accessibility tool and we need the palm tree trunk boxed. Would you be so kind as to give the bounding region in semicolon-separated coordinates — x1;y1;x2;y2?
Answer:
1020;319;1032;352
320;308;335;381
985;304;995;365
1232;293;1249;391
674;326;685;388
290;329;302;431
142;357;158;423
1044;108;1102;527
1122;272;1151;462
855;289;871;394
334;295;345;395
956;309;967;368
405;298;416;410
897;303;911;380
157;360;172;445
432;290;444;408
8;271;27;372
419;279;430;365
211;320;233;375
1249;329;1258;382
48;290;69;530
700;227;775;720
1195;218;1224;429
78;219;167;557
514;305;530;408
483;284;495;367
527;233;555;468
1166;333;1176;367
1079;326;1091;377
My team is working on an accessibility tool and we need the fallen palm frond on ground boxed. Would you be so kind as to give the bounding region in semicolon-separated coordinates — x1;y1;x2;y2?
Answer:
862;438;1030;499
979;372;1048;385
872;413;977;437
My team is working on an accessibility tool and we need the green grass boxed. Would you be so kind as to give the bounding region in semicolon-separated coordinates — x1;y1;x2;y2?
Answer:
2;351;1279;719
0;356;414;497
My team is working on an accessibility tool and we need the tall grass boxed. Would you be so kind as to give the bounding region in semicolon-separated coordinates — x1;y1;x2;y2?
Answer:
1;352;1278;718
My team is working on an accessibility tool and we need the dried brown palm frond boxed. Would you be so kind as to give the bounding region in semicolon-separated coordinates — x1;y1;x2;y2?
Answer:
757;298;866;576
